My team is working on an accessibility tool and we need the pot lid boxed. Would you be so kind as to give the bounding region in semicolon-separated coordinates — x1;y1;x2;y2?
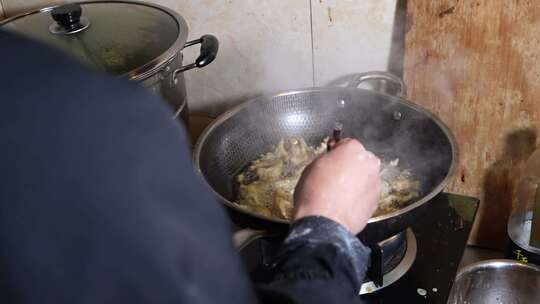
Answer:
0;1;188;80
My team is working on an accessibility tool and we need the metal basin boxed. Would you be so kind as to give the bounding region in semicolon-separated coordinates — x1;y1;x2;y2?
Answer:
448;259;540;304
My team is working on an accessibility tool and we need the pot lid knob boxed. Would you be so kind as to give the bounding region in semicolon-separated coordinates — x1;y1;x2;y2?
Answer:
50;4;90;35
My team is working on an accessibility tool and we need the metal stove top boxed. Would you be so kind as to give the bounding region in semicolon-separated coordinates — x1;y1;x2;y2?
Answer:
239;193;479;303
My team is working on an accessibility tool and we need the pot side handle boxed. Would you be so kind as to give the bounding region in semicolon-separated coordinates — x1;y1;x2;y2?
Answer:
173;34;219;75
346;71;407;98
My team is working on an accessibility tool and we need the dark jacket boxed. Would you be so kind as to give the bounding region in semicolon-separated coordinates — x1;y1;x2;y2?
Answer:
0;30;369;304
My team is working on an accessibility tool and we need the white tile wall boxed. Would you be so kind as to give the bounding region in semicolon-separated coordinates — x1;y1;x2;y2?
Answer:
1;0;398;116
311;0;396;86
1;0;64;15
149;0;313;116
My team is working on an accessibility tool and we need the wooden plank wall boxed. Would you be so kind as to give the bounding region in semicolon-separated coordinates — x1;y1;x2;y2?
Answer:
404;0;540;249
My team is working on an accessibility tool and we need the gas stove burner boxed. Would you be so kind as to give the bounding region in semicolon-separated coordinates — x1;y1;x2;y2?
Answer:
360;228;417;294
239;228;417;294
239;194;479;303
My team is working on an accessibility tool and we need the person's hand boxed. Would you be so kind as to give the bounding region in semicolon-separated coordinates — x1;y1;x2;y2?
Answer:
293;138;382;235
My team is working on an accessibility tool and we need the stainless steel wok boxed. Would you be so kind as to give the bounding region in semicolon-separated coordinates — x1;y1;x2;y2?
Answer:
193;72;457;243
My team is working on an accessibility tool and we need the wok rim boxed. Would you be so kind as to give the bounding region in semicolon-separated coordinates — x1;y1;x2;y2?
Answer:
193;86;458;226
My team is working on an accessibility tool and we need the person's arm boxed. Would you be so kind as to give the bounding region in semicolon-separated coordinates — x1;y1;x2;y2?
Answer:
256;216;371;303
256;139;382;303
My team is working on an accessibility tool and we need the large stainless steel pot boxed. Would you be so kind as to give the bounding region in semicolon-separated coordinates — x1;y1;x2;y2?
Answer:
448;259;540;303
0;1;219;126
194;72;457;243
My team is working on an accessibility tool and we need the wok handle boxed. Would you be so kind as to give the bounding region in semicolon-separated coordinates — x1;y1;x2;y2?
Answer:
233;228;274;251
173;35;219;75
346;71;407;98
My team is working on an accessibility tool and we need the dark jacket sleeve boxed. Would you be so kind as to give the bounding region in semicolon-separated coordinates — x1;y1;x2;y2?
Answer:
256;216;370;304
